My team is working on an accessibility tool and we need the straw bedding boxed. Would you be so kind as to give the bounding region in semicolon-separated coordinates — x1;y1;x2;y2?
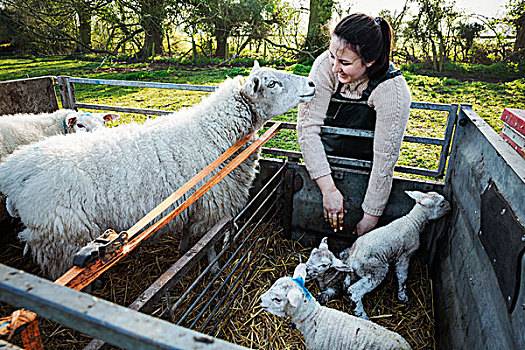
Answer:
0;220;435;349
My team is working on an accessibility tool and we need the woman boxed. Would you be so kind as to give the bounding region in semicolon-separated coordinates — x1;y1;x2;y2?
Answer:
297;13;411;236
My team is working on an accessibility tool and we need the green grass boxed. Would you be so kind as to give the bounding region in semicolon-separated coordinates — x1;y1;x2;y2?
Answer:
1;57;523;179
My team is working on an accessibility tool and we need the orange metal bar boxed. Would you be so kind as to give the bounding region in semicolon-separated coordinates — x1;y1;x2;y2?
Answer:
55;122;282;289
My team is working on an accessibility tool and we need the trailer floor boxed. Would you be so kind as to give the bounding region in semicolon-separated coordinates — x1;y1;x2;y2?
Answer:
0;220;435;349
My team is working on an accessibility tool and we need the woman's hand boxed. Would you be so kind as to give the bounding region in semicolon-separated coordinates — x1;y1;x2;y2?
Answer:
352;213;379;236
316;175;346;231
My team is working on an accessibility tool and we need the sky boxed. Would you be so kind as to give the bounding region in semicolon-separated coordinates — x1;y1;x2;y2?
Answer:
347;0;509;18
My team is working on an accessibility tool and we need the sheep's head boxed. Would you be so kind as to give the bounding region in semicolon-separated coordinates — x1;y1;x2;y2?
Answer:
241;61;315;128
305;237;351;281
406;191;451;220
260;264;310;317
65;112;119;133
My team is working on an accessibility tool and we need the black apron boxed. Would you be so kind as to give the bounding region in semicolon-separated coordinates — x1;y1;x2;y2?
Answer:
321;64;402;161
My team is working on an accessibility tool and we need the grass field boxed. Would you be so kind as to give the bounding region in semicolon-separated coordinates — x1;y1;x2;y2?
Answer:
1;56;524;178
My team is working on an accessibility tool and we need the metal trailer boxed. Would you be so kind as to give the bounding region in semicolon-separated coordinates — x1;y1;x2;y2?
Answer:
0;75;523;349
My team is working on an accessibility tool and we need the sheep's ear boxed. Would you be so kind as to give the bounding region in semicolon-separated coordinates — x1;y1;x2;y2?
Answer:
287;288;303;308
293;263;307;280
405;190;425;201
244;76;260;98
66;116;77;127
331;258;352;272
252;60;260;72
103;113;119;123
319;237;328;250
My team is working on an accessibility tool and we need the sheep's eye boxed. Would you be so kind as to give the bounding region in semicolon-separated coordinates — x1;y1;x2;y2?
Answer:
439;202;445;207
319;264;328;268
77;123;85;128
267;81;276;88
272;297;282;303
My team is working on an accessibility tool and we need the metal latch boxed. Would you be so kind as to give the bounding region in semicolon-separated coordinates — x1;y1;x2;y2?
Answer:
73;229;129;267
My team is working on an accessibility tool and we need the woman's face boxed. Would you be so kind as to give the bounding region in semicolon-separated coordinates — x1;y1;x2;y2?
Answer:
329;36;374;84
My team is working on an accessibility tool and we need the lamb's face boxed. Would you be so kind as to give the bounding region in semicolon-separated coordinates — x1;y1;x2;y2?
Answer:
305;248;334;280
305;237;351;281
260;277;295;317
241;61;315;124
66;112;119;133
406;191;451;220
260;263;308;317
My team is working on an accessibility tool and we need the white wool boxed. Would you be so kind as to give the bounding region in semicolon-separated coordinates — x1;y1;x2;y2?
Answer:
344;191;451;319
0;65;315;278
0;109;114;222
260;264;411;350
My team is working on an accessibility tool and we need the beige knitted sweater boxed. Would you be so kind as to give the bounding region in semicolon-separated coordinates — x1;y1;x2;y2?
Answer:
297;51;411;216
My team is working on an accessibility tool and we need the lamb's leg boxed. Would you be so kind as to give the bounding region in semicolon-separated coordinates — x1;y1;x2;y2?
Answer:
316;287;339;305
395;256;410;303
348;272;386;319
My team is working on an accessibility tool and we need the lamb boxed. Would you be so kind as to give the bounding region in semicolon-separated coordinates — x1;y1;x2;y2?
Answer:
343;191;451;319
0;109;118;162
0;61;315;279
260;263;412;350
305;236;351;304
0;109;118;223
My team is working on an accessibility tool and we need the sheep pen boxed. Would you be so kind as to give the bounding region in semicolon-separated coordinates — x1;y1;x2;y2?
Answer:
0;219;436;349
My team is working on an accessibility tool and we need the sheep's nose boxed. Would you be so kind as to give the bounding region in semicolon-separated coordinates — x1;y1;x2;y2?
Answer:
308;81;315;88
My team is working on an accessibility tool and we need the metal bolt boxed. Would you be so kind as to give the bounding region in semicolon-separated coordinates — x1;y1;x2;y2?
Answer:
515;122;518;127
522;235;525;242
500;209;506;215
478;230;482;236
508;296;511;302
505;116;508;121
493;259;497;263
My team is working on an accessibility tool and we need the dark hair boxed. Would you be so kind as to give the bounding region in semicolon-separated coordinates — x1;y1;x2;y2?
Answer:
333;13;392;80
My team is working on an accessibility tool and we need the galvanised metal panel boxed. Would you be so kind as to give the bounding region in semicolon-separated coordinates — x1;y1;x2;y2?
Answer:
435;105;525;350
0;264;247;350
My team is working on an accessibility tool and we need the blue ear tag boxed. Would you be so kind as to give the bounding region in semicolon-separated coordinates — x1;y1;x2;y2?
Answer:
292;276;312;301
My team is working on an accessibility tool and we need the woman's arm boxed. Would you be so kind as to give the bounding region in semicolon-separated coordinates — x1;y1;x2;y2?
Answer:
355;75;411;235
297;52;346;231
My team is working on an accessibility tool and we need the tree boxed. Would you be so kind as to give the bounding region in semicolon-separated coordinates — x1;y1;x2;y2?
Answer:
408;0;459;71
507;0;525;60
302;0;333;59
180;0;283;59
456;22;484;62
135;0;167;59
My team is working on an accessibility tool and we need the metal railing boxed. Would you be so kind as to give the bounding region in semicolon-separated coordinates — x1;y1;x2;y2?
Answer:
56;75;457;178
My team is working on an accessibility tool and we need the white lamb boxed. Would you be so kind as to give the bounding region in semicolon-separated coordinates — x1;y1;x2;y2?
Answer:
0;62;315;279
342;191;451;319
0;109;118;223
305;236;351;304
260;263;412;350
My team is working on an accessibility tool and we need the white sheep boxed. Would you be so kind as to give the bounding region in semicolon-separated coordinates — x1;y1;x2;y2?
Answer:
0;109;118;162
0;62;315;279
305;236;351;304
260;263;412;350
343;191;451;319
0;109;118;223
